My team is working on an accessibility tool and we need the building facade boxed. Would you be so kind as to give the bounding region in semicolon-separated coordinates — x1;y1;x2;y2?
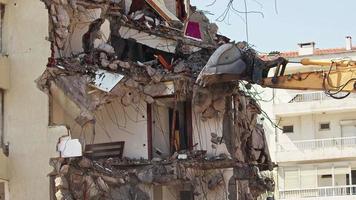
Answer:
0;0;276;200
273;39;356;200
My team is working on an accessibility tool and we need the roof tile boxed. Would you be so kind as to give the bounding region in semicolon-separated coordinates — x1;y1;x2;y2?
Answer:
280;47;356;58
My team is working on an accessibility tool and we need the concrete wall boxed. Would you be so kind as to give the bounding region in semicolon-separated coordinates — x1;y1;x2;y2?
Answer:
92;99;148;159
274;95;356;117
1;1;64;199
0;152;7;180
276;112;356;162
279;161;353;190
278;111;356;142
270;52;356;197
52;96;149;159
192;113;228;156
0;55;10;89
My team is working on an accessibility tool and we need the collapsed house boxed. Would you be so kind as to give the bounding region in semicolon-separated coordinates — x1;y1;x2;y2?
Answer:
37;0;278;199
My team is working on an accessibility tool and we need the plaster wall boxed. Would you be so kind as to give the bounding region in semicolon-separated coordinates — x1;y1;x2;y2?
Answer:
0;1;65;199
0;152;7;180
277;112;356;162
52;96;149;159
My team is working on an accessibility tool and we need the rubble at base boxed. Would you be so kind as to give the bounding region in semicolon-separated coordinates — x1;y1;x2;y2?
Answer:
50;155;275;200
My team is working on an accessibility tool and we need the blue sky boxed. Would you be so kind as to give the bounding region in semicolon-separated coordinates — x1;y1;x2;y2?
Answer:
190;0;356;53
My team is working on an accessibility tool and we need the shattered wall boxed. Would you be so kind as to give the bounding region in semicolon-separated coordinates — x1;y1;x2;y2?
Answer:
52;97;149;158
36;0;277;199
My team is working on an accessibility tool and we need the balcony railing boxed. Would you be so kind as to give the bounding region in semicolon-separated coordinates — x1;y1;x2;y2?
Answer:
289;92;356;103
280;185;356;199
278;136;356;152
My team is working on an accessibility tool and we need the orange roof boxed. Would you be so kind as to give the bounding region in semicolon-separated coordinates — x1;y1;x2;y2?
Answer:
280;47;356;58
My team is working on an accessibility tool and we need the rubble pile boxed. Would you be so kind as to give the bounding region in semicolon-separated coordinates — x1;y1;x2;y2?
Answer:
38;0;282;199
51;154;273;200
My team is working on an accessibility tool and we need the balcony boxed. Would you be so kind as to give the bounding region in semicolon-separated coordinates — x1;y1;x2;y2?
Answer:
291;92;356;103
274;92;356;117
277;136;356;162
280;185;356;200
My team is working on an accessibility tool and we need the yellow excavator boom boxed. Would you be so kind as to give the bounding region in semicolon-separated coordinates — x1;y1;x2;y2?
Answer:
300;58;356;67
262;58;356;92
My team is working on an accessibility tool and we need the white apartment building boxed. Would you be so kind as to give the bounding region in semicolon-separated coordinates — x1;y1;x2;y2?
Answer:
273;37;356;200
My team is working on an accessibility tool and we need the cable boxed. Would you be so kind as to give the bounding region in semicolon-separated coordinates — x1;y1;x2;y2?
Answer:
322;60;355;99
244;0;249;42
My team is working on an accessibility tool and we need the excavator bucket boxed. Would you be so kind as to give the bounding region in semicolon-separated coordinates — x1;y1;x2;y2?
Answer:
196;43;247;87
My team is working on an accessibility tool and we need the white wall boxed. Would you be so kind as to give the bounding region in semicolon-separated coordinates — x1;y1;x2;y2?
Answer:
92;99;149;158
56;98;149;159
2;1;66;199
192;113;228;156
278;111;356;142
279;162;352;191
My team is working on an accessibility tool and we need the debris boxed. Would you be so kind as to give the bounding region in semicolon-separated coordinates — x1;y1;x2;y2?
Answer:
143;83;167;96
93;69;125;92
110;185;150;200
55;5;70;27
137;166;154;183
82;18;105;53
144;0;181;23
97;177;110;192
55;176;69;189
39;0;277;199
60;165;70;175
155;54;172;70
57;136;82;158
208;173;224;190
78;157;92;168
97;43;115;54
178;154;187;160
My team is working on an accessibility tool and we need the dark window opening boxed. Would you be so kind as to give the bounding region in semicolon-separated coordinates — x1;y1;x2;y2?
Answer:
283;125;294;133
348;170;356;195
180;190;194;200
150;99;193;159
319;123;330;131
169;101;192;153
321;174;332;178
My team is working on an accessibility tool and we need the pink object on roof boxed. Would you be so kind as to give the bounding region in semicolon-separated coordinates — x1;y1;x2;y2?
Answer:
184;21;202;41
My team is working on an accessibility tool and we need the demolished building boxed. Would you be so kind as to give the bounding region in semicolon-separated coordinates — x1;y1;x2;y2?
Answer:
37;0;278;199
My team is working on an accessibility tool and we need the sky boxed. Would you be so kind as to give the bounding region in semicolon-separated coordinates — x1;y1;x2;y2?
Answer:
190;0;356;53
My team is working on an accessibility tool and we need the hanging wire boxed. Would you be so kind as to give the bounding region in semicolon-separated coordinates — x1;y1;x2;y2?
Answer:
239;81;282;130
322;59;355;99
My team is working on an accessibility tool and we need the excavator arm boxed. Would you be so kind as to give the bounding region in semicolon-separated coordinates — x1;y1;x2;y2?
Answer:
197;43;356;95
262;58;356;93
